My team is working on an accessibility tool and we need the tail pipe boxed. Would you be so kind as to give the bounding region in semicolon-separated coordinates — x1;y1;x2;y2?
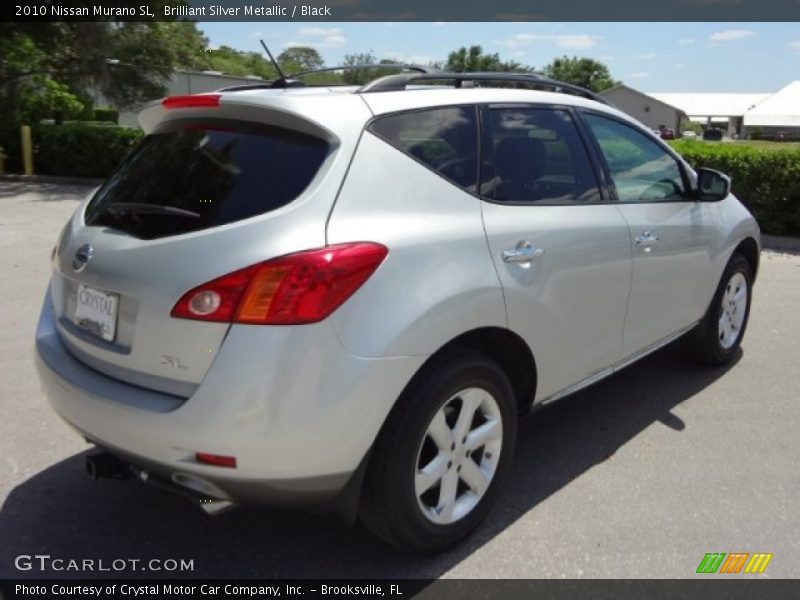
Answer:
84;450;235;516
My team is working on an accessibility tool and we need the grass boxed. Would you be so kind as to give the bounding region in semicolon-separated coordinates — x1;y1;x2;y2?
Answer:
727;140;800;151
676;139;800;151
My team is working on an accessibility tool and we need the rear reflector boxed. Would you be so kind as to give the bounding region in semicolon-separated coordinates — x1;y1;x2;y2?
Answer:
195;452;237;468
162;94;221;110
171;243;388;325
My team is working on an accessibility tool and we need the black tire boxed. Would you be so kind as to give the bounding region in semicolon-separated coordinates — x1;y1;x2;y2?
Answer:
359;349;518;553
682;253;753;365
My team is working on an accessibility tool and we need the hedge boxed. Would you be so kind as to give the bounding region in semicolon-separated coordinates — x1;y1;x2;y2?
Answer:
93;107;119;124
670;140;800;236
0;123;143;178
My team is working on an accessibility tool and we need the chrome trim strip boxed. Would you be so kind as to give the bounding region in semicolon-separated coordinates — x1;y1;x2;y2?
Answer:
539;367;614;406
613;321;699;373
536;320;700;407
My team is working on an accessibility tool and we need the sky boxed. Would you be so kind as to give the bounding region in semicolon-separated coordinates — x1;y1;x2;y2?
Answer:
199;22;800;93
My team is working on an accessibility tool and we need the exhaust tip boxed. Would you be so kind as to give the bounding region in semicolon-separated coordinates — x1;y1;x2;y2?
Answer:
198;499;236;516
171;472;236;516
172;472;229;498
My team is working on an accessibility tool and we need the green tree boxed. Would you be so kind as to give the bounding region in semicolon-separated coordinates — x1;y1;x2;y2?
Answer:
339;52;449;85
542;56;617;92
341;52;385;84
163;22;211;71
20;78;84;124
277;47;324;73
0;26;50;126
98;23;177;109
0;20;217;126
205;46;278;79
445;45;531;73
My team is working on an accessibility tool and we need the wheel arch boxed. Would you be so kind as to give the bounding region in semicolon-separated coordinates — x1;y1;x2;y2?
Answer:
733;236;760;280
418;326;538;416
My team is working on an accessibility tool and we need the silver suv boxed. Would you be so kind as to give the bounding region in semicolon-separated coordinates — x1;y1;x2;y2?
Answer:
35;70;760;552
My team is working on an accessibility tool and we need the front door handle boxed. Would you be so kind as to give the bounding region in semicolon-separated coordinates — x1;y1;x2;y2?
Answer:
634;230;660;245
503;242;545;264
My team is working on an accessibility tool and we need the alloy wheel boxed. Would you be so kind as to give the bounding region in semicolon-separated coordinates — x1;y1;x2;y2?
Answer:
719;271;748;350
414;387;503;525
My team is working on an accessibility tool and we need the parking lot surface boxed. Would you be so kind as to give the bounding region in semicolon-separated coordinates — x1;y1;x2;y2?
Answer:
1;182;798;578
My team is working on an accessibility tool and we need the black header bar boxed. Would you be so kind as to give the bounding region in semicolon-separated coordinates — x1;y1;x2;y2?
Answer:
3;579;800;600
4;0;800;22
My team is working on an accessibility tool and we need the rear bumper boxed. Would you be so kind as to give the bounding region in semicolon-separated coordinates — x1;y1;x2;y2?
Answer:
35;292;427;505
80;442;357;508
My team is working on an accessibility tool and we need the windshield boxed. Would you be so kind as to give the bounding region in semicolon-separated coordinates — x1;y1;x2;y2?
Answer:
84;121;330;240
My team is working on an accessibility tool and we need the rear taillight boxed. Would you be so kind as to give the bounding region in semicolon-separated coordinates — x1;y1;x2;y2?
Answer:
170;243;388;325
162;94;221;110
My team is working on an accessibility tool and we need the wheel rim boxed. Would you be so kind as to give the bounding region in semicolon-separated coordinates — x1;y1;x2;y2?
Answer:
414;387;503;525
718;272;748;350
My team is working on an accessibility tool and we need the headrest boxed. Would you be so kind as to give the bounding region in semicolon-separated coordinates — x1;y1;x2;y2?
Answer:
494;137;547;182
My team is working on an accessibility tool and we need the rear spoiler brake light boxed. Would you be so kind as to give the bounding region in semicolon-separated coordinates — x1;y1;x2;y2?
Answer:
162;94;221;110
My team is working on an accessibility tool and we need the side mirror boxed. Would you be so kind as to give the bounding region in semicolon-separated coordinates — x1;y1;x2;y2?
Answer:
696;168;730;201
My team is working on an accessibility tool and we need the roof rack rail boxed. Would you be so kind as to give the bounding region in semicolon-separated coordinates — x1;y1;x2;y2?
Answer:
289;63;440;78
216;81;302;92
356;72;609;105
216;64;442;93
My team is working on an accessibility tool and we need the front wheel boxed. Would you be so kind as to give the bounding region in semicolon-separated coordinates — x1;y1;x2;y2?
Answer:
683;253;753;365
359;350;517;553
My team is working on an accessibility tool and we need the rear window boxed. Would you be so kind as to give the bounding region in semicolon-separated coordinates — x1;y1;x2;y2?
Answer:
84;121;329;240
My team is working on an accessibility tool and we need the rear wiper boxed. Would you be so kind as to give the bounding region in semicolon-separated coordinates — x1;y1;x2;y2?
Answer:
104;203;201;219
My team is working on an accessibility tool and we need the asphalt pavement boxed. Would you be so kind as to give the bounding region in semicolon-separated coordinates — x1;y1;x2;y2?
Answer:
1;182;798;579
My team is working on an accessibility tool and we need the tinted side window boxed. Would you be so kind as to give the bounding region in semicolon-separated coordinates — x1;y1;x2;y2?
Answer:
368;107;478;191
480;107;601;204
85;122;329;240
583;113;687;203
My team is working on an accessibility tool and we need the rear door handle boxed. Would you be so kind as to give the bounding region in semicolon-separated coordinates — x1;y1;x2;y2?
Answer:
503;243;545;264
634;231;660;245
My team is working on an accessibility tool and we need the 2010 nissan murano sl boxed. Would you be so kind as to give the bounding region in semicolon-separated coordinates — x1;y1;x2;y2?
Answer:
35;69;760;552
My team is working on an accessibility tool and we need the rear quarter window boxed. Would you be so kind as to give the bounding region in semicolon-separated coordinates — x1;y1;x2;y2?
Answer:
84;121;330;240
367;106;479;192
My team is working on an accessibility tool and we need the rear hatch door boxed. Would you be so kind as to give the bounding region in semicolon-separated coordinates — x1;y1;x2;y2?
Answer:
50;92;368;397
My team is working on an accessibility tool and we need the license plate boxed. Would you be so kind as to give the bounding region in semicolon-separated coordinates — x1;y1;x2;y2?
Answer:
74;283;119;342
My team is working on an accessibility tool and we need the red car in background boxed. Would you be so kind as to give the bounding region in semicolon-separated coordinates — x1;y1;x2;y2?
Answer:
658;125;675;140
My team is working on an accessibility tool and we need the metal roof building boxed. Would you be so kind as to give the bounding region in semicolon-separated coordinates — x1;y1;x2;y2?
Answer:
603;82;800;139
744;81;800;128
649;92;770;123
599;84;686;133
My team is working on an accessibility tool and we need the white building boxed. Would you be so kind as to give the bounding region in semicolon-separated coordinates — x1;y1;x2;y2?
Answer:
649;92;769;138
603;81;800;140
600;84;686;133
742;81;800;138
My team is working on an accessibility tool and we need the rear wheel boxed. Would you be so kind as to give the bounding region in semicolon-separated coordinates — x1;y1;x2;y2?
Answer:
683;253;753;365
359;350;517;553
